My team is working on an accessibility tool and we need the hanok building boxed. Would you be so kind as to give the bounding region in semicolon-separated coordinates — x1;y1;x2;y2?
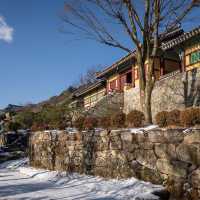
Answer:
72;26;200;112
162;26;200;71
72;80;106;109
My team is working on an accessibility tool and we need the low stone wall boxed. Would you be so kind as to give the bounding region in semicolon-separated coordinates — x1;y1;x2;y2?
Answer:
0;134;6;147
0;132;29;149
124;68;200;119
29;129;200;199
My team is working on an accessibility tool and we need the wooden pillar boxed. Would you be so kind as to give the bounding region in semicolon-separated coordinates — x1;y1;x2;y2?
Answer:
116;76;120;91
160;58;164;76
181;51;186;72
106;80;110;94
132;68;135;87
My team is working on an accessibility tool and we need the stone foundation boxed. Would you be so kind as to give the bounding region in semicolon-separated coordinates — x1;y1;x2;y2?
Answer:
29;129;200;200
124;68;200;120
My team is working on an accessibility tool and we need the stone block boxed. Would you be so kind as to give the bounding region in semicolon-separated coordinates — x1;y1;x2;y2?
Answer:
110;130;122;137
176;143;200;165
131;160;163;184
155;143;176;160
121;150;136;161
156;159;188;178
132;133;148;143
135;149;157;170
121;132;133;142
184;131;200;144
148;131;167;143
109;135;122;150
123;140;140;152
163;129;185;143
140;142;154;150
99;130;109;137
191;168;200;189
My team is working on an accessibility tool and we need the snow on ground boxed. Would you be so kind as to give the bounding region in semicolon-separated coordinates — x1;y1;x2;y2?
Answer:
0;152;11;156
0;159;165;200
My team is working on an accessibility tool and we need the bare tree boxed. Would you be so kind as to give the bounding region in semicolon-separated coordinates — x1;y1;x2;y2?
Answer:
80;68;98;85
76;65;103;86
61;0;200;124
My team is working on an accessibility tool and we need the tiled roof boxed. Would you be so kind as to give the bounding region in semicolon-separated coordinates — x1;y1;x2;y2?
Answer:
96;27;184;78
96;51;136;78
73;26;200;99
159;27;184;42
73;80;105;97
162;26;200;50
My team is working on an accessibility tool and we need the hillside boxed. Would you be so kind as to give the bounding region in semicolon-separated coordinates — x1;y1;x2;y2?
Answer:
2;87;75;114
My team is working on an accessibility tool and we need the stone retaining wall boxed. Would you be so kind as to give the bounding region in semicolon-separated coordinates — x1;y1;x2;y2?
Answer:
0;134;6;147
29;129;200;200
0;132;29;151
124;68;200;119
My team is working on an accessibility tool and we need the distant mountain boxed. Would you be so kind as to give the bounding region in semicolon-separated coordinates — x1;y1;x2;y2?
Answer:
4;104;24;113
29;90;73;112
3;87;76;114
39;90;73;106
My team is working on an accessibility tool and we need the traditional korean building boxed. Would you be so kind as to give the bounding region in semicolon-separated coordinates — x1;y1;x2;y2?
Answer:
72;80;106;109
162;26;200;71
72;26;200;110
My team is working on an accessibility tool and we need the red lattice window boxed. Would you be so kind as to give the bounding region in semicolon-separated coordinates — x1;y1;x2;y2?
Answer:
109;79;117;90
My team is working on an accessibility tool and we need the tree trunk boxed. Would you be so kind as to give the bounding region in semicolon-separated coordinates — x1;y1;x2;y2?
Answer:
138;55;155;124
137;52;146;113
144;82;154;124
144;56;155;124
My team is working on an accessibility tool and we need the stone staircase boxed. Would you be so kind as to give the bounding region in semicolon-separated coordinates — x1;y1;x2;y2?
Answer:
86;92;124;117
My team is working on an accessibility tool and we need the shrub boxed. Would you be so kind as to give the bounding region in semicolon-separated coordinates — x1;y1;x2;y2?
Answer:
31;123;48;131
84;117;98;130
74;116;85;131
8;122;22;132
180;107;200;127
31;123;39;132
167;109;181;126
155;111;168;127
111;112;126;128
58;122;66;130
98;116;112;130
126;110;145;127
0;114;6;121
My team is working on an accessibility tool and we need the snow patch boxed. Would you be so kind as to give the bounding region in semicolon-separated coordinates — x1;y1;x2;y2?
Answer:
19;167;60;181
183;128;193;133
130;125;158;134
0;151;11;156
0;157;28;169
0;159;167;200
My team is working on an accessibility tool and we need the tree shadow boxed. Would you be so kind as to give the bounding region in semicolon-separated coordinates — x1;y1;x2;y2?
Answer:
183;68;200;107
91;198;117;200
0;170;49;182
0;182;53;198
82;130;97;175
157;68;200;111
15;196;51;200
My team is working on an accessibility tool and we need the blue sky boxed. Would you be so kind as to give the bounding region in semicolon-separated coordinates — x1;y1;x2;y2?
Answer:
0;0;199;109
0;0;126;109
